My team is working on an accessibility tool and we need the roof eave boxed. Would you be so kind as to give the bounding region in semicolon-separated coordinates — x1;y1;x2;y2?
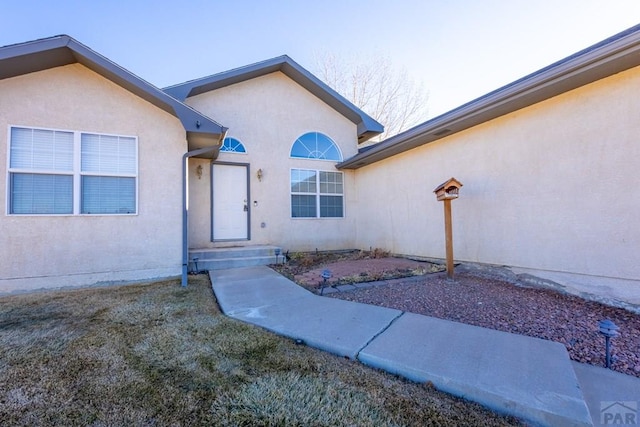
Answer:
185;130;227;158
165;55;384;141
0;35;227;143
0;36;75;78
338;24;640;169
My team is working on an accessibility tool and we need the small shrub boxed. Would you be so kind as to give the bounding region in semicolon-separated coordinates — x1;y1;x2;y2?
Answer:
354;248;390;260
370;271;386;281
298;254;316;268
371;248;390;259
354;250;369;260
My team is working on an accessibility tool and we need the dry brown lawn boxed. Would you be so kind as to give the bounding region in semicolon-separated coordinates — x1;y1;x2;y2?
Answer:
0;274;522;426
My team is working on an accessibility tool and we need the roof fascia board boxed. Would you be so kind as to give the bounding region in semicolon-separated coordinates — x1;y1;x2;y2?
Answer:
165;58;285;98
278;60;384;134
0;36;75;79
164;55;384;140
0;35;68;60
0;35;227;141
64;38;227;137
338;24;640;169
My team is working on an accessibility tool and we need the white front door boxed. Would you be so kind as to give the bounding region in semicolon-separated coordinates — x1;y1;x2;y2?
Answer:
212;163;249;241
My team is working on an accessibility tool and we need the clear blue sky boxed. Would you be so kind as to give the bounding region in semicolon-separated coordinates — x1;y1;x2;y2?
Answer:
2;0;639;118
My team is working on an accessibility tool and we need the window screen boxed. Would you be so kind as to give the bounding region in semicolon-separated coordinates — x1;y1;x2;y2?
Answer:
8;126;138;215
291;169;343;218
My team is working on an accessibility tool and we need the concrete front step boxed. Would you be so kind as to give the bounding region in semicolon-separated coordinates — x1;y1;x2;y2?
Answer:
189;245;282;271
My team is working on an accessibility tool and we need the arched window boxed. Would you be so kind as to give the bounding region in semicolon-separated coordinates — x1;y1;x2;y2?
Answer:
220;137;246;153
290;132;342;161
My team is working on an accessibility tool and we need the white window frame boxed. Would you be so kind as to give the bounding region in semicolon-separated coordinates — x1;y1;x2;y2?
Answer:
219;136;248;154
6;125;138;216
290;168;344;219
289;132;343;162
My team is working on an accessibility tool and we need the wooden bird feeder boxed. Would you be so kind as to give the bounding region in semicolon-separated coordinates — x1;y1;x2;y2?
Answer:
434;177;463;201
433;178;463;279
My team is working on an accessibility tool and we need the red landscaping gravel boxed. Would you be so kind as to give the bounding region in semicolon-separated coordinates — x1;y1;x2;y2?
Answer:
295;257;433;287
309;260;640;378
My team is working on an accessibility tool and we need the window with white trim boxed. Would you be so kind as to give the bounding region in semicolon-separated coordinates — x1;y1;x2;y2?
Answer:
8;126;138;215
290;169;343;218
80;133;137;214
220;136;246;153
290;132;342;161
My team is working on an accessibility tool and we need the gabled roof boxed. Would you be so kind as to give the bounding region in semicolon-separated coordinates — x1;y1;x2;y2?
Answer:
0;35;227;156
164;55;384;142
338;23;640;169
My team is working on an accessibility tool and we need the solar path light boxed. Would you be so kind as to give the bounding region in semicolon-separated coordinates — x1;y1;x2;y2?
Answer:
599;319;619;369
433;178;463;279
274;248;281;264
320;269;332;295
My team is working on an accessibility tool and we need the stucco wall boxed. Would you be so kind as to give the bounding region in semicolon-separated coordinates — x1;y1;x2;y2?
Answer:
354;65;640;283
185;72;359;251
0;64;187;292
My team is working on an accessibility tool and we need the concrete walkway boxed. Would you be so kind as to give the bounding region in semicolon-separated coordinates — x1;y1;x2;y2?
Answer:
210;266;640;427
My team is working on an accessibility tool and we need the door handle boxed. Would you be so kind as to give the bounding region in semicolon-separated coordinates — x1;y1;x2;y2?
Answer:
243;200;248;212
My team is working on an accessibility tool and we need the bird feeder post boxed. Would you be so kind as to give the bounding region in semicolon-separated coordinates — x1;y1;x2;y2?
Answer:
443;198;454;278
433;178;463;280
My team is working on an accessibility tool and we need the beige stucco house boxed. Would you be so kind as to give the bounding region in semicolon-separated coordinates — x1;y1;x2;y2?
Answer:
164;56;382;254
1;25;639;306
0;36;227;291
0;36;382;292
340;25;640;308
